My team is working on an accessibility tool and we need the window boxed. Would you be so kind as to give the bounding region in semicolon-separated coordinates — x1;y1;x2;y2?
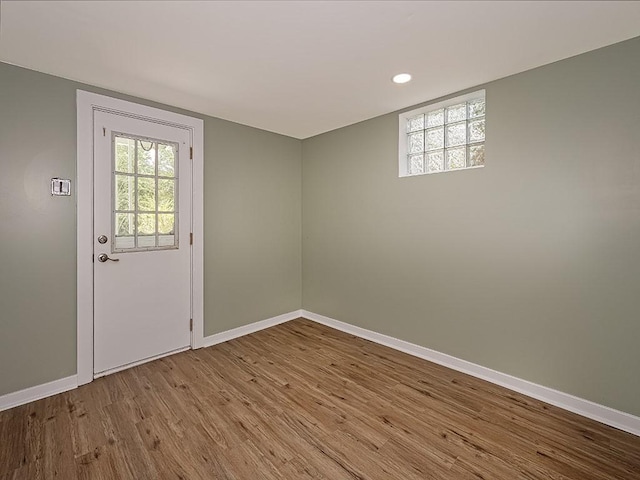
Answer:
398;90;485;177
112;133;179;252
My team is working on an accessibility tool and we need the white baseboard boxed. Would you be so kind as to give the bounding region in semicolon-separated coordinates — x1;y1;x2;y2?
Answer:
0;375;78;412
0;310;303;412
301;310;640;437
4;310;638;438
200;310;303;349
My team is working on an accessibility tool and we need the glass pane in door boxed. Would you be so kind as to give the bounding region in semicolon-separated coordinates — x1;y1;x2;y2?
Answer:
112;134;179;252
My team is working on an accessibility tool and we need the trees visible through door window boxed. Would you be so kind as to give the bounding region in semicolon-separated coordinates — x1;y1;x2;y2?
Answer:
113;134;179;251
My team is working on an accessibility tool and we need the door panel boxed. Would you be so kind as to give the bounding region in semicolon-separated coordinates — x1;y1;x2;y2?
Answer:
93;111;191;375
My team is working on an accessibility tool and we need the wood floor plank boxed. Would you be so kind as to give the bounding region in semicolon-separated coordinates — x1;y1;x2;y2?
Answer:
1;318;639;479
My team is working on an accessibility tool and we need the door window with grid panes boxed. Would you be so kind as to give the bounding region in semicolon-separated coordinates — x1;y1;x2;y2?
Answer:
112;134;179;252
398;91;485;177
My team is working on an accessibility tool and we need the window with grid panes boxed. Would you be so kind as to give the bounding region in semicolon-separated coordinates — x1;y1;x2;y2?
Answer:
112;134;179;252
398;91;485;177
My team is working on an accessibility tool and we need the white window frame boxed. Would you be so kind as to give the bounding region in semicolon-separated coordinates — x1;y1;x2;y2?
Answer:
398;90;485;177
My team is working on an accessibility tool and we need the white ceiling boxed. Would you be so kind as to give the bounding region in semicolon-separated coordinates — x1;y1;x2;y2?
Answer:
1;1;639;139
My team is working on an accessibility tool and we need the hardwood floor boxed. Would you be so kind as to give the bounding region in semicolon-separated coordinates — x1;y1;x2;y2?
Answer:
1;318;639;479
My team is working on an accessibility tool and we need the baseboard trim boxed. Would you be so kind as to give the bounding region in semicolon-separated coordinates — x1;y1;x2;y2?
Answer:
200;310;303;349
0;375;78;412
0;310;303;412
4;310;638;437
301;310;640;437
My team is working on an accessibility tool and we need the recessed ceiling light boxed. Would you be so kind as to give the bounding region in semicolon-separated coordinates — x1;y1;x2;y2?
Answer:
392;73;412;84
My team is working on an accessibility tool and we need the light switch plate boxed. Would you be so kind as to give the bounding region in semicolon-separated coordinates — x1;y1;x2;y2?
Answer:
51;178;71;196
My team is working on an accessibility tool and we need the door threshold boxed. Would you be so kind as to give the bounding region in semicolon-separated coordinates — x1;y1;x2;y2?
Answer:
93;345;190;379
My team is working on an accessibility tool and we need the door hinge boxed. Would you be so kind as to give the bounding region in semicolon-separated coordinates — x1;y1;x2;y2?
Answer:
190;318;193;332
190;232;193;245
190;146;193;160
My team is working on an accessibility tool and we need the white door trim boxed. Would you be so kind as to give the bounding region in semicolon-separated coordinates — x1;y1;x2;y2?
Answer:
76;90;204;386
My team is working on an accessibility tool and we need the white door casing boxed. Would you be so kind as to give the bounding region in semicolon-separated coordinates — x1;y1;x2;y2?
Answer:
93;112;191;375
77;91;204;385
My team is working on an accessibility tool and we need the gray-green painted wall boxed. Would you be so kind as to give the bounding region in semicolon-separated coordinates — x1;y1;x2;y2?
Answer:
3;37;640;419
0;62;302;396
302;37;640;416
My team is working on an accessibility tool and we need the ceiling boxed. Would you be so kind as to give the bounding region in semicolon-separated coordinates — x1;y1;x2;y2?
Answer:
1;1;639;139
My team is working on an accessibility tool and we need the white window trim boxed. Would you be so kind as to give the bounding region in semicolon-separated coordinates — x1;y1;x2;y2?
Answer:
76;90;205;386
398;90;485;177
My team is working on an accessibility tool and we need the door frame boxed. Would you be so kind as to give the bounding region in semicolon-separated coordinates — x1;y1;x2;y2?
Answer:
76;90;205;385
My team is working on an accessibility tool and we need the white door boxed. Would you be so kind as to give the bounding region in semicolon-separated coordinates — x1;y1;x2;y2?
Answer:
93;111;192;376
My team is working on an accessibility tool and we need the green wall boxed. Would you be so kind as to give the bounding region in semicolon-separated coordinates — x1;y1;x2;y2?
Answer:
204;118;302;335
2;37;640;419
302;37;640;416
0;62;302;396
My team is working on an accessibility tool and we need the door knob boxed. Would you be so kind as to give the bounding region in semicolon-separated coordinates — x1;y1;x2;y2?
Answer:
97;253;119;263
